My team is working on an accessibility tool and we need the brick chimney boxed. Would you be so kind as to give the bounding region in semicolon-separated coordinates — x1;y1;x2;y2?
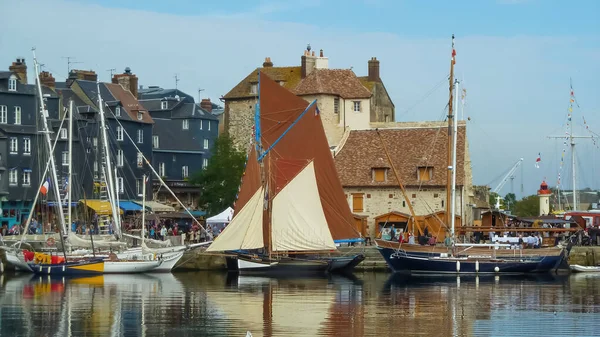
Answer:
200;98;213;113
301;44;317;79
368;57;380;82
112;67;139;98
9;58;27;84
66;69;98;87
262;57;273;68
39;71;56;88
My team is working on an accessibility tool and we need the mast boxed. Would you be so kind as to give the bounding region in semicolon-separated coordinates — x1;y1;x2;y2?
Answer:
142;174;146;241
67;99;73;232
445;35;456;229
96;82;121;239
450;79;459;238
32;49;67;235
571;116;577;211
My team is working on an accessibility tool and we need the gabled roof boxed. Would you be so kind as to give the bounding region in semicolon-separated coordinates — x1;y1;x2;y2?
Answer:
334;124;466;187
293;69;371;99
138;87;194;101
0;71;13;80
223;66;302;99
105;83;154;124
172;103;219;120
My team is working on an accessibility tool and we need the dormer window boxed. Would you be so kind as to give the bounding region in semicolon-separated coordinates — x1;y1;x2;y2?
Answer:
372;168;388;182
115;106;121;117
250;83;258;94
417;166;433;182
161;101;168;110
137;111;143;120
60;128;67;139
8;75;17;92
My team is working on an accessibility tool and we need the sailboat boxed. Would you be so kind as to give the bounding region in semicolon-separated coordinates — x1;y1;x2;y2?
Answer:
375;35;570;275
206;72;364;275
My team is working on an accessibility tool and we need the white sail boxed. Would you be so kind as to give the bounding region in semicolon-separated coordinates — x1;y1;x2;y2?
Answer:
67;232;127;249
271;161;335;252
206;187;265;252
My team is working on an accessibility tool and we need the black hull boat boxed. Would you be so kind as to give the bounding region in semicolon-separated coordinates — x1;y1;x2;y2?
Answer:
226;253;365;275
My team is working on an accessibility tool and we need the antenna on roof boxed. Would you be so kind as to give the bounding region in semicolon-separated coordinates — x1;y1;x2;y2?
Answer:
198;88;204;103
62;56;82;74
107;68;116;79
174;74;180;90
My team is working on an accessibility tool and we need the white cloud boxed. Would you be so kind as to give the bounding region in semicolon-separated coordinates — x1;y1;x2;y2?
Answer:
0;0;598;197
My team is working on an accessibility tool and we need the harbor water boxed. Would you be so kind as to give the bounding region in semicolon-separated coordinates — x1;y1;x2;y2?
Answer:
0;271;599;337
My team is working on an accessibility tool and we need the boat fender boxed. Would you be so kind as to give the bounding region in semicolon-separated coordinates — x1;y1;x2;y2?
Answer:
475;260;479;273
456;261;460;272
494;266;499;273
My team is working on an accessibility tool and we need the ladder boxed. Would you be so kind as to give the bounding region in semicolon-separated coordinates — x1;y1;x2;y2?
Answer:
95;153;112;235
58;175;70;232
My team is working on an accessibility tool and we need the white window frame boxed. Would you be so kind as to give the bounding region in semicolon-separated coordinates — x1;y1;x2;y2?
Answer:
9;169;18;185
62;151;69;166
117;150;124;167
182;119;189;130
59;128;67;139
182;165;189;179
203;139;209;150
137;152;143;168
93;160;98;172
137;112;143;120
250;83;257;94
334;98;340;114
117;176;124;194
9;137;18;154
161;101;168;110
8;76;17;92
152;135;159;149
208;121;211;131
136;179;142;196
159;162;165;177
0;105;7;124
93;137;98;147
22;170;30;186
199;120;203;130
203;158;208;169
23;138;30;155
353;101;361;112
137;129;143;143
14;106;21;125
115;106;121;117
116;126;123;141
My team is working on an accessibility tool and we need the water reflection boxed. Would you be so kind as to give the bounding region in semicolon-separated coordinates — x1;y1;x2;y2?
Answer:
0;272;599;336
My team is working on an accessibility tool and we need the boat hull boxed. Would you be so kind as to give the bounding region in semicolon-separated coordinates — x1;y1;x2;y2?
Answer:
4;250;33;272
570;264;600;273
28;258;105;276
103;260;162;274
231;255;330;276
377;246;565;275
154;251;185;272
327;254;365;273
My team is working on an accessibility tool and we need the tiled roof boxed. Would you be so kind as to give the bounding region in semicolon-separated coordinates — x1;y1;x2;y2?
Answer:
357;76;376;92
334;125;466;187
293;69;371;99
0;71;12;80
223;66;302;99
105;83;154;124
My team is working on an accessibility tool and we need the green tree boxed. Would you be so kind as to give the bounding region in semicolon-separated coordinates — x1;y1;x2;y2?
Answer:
190;134;247;216
489;192;500;209
513;195;539;217
504;193;517;212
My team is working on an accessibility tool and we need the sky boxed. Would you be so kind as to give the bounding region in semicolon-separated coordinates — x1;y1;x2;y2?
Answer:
0;0;598;199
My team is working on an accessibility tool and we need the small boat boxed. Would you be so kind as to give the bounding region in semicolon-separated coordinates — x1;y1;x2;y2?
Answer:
28;257;104;275
103;259;162;273
235;255;330;276
570;264;600;273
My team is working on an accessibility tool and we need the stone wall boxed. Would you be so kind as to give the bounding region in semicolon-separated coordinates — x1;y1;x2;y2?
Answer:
370;82;395;123
225;99;256;150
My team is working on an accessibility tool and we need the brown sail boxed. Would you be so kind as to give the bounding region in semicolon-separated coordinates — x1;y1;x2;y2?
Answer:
233;146;261;216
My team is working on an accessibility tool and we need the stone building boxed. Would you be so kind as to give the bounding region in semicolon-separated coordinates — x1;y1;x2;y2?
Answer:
222;46;395;151
333;121;474;238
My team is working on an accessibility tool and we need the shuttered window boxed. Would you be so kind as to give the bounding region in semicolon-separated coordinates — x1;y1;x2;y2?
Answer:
352;193;364;213
417;166;433;181
373;168;386;182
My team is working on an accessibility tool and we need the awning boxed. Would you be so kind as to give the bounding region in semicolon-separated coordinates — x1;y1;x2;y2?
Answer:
190;210;206;217
119;201;143;212
79;199;113;215
133;200;175;213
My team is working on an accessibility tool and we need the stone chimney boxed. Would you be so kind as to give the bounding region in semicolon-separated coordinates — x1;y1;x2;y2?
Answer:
301;44;317;79
112;67;139;98
262;57;273;68
39;71;56;88
200;98;213;113
66;69;98;87
368;57;380;82
9;58;27;84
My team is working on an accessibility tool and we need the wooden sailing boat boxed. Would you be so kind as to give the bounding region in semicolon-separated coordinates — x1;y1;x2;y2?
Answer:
207;72;364;274
374;35;570;275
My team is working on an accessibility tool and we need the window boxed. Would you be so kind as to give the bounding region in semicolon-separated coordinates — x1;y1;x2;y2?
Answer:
373;168;387;182
136;179;142;196
417;166;433;182
14;106;21;125
86;137;91;143
182;166;189;179
152;135;159;148
9;169;17;185
0;105;6;124
199;120;203;130
93;137;98;147
59;128;67;139
117;150;124;167
22;170;30;186
352;193;364;212
116;126;123;141
137;152;143;168
208;121;211;131
117;177;124;194
182;119;189;130
203;139;209;149
62;151;69;166
115;106;121;117
250;83;258;94
8;75;17;92
23;138;30;155
137;129;143;143
137;112;143;120
159;162;165;176
93;160;98;172
9;138;17;153
161;101;168;110
353;101;361;112
334;98;340;114
203;158;208;169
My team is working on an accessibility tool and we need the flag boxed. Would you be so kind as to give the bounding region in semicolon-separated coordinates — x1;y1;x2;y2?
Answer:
40;179;50;195
535;153;541;168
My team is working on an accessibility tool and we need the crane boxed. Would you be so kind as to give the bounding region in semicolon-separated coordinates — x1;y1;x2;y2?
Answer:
492;158;523;209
